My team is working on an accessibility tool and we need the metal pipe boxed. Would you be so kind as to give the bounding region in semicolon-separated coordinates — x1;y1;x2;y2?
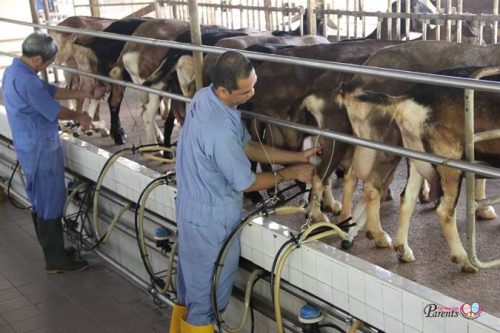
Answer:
386;0;392;40
457;0;462;43
446;0;451;42
3;18;500;94
464;67;500;270
188;0;204;92
435;0;441;40
74;1;154;7
494;0;499;44
239;110;500;179
395;0;401;40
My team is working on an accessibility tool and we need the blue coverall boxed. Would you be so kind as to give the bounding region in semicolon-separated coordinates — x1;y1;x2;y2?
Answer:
175;85;256;325
2;58;66;220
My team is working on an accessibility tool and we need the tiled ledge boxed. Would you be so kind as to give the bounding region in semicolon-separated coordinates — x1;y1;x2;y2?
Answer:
1;107;498;333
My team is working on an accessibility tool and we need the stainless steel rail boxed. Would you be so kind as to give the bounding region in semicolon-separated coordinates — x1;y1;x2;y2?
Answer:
3;17;500;94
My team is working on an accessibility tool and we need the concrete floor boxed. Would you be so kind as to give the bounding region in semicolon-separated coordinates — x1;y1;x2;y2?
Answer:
0;199;173;333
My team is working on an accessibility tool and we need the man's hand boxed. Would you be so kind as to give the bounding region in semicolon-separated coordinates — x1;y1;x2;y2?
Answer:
77;112;92;132
299;145;323;163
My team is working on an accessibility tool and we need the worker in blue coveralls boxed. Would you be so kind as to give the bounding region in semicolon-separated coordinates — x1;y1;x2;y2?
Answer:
171;50;319;333
2;32;105;274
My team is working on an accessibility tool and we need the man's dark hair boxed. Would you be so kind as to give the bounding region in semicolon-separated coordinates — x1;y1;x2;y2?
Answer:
22;32;58;62
211;51;254;92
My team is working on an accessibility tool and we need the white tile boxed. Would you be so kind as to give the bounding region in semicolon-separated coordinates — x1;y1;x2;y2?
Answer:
302;247;317;278
365;276;383;310
317;281;333;304
383;285;403;321
385;314;404;333
241;243;252;260
348;268;365;302
288;248;302;270
288;268;303;289
261;230;276;255
469;323;498;333
366;306;385;331
302;274;318;295
423;315;444;333
250;224;263;251
316;253;332;285
333;288;349;312
403;292;423;331
445;317;467;333
252;249;264;267
404;324;421;333
331;261;348;291
350;296;367;321
240;225;251;245
262;255;274;271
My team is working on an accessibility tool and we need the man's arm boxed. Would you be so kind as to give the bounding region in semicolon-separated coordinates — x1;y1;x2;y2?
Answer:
244;140;319;165
54;86;107;100
58;106;92;131
243;163;314;192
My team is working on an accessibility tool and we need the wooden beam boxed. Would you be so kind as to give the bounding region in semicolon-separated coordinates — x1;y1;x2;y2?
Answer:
124;3;155;18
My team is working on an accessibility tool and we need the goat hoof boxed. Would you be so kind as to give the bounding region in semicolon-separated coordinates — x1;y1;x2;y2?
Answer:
476;206;497;220
395;244;415;262
374;232;392;248
99;128;110;137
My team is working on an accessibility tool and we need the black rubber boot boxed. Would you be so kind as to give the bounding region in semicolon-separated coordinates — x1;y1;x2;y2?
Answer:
31;212;76;258
37;218;89;274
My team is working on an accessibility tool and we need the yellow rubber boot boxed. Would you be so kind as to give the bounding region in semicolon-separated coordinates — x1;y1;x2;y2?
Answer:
169;304;187;333
180;316;214;333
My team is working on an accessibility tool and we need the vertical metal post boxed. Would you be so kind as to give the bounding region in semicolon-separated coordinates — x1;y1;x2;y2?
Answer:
153;0;163;18
307;0;317;35
395;0;401;40
464;88;477;271
361;0;366;37
323;3;328;36
435;0;441;40
494;0;499;44
446;0;451;42
89;0;101;17
28;0;49;82
353;0;358;38
386;0;392;39
457;0;463;43
345;0;350;39
188;0;204;92
264;0;272;31
405;0;410;39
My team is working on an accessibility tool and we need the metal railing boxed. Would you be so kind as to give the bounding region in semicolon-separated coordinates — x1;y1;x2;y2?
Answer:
2;16;500;269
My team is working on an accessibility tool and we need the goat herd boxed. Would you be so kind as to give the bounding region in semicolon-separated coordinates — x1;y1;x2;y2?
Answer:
49;7;500;272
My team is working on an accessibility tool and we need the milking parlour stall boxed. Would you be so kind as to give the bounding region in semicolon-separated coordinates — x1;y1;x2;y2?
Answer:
0;0;500;332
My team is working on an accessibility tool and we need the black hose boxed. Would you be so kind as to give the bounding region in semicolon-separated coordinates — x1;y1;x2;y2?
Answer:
6;161;31;210
134;175;169;290
211;183;307;331
317;323;347;333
